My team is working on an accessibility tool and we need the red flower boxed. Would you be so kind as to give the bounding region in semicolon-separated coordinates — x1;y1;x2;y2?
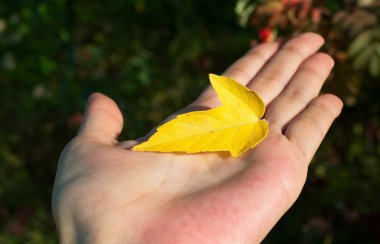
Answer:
259;27;272;42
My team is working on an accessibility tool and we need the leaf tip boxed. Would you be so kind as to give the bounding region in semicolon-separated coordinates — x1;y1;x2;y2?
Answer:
208;73;219;80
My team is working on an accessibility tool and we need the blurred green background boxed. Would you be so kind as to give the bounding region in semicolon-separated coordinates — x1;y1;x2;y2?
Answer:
0;0;379;243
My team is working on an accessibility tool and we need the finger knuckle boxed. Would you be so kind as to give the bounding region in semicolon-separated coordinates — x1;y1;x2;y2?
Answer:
284;89;308;105
224;66;251;81
312;96;342;118
281;44;306;60
301;65;327;81
261;69;286;85
246;48;267;62
299;115;325;139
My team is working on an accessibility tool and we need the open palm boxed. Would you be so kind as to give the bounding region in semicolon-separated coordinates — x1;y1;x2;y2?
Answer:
52;33;343;243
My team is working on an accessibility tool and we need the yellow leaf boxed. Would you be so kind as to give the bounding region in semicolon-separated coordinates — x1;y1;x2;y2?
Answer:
133;74;269;157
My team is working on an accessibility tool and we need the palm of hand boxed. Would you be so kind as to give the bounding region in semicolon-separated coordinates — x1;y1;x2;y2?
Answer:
56;130;304;243
53;33;342;243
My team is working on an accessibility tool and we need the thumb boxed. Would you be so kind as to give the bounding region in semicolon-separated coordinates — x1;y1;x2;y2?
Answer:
78;92;123;144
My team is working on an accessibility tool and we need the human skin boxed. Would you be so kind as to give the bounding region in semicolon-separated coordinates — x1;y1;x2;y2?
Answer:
52;32;343;243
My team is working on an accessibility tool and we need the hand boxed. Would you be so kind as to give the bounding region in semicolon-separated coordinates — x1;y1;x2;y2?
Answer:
52;33;343;243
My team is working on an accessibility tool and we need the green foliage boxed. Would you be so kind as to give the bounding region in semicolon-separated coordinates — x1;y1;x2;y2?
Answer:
0;0;379;243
